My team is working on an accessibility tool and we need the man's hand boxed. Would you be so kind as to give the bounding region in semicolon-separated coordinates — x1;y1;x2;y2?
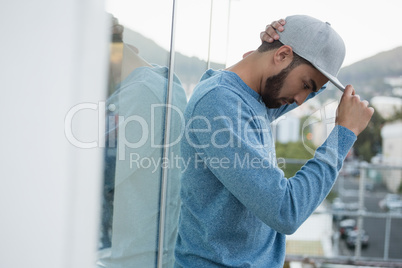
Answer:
244;19;284;58
260;19;286;43
336;85;374;136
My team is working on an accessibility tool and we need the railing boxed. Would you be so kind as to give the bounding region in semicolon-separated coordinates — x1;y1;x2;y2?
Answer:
284;159;402;267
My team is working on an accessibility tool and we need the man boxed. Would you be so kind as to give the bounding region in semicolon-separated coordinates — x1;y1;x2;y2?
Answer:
174;15;374;267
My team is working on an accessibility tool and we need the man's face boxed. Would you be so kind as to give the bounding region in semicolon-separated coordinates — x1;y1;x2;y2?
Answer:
261;63;328;108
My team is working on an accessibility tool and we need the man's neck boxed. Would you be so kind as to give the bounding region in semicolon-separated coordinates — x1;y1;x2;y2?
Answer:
226;51;271;95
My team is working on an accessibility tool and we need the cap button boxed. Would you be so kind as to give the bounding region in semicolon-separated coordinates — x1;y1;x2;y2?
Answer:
326;22;331;26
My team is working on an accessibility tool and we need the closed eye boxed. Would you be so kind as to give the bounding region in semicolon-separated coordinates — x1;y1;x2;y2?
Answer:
304;79;318;92
310;79;318;92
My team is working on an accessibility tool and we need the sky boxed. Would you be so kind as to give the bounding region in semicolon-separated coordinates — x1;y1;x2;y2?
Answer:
107;0;402;68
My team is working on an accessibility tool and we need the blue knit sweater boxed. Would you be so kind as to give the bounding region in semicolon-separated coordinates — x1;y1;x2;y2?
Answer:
174;69;356;267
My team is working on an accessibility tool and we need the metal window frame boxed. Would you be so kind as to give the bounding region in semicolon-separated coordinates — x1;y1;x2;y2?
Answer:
284;160;402;267
157;0;178;267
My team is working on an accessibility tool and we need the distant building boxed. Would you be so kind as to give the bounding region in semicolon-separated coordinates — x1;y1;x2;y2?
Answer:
371;96;402;120
286;204;333;262
384;76;402;87
307;101;338;148
381;120;402;193
384;76;402;97
273;113;300;143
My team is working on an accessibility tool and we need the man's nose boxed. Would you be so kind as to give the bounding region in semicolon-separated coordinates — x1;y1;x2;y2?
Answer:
294;91;310;106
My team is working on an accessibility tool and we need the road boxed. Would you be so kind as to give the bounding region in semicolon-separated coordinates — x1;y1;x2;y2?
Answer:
333;175;402;260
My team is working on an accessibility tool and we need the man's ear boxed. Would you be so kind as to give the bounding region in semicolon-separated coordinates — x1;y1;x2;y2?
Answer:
273;45;293;66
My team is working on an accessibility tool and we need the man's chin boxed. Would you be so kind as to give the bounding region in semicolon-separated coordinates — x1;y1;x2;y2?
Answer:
264;101;282;109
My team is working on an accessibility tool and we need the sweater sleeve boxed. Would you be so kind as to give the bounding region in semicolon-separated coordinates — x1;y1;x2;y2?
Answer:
188;88;356;234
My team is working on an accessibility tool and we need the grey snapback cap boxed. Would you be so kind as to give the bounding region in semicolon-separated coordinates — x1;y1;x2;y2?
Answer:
277;15;346;92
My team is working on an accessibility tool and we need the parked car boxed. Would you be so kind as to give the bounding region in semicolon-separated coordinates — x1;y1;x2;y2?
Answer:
340;163;360;177
339;219;356;239
346;230;369;249
332;199;365;222
344;202;360;211
365;181;374;191
332;198;346;222
387;200;402;212
379;194;402;212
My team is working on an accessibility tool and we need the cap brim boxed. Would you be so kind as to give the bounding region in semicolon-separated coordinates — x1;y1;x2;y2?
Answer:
329;77;346;92
313;64;345;92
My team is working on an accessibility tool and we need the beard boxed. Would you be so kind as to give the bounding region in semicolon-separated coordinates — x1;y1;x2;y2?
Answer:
261;63;293;108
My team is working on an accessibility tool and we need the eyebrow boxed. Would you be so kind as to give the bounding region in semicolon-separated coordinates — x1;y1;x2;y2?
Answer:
310;79;318;92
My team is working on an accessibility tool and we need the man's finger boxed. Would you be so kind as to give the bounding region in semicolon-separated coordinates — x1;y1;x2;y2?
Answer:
362;100;369;107
270;21;284;32
260;31;274;43
262;19;286;43
343;85;355;96
265;26;279;40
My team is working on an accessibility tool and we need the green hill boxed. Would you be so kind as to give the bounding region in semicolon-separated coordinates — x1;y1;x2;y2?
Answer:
340;46;402;83
323;46;402;100
122;28;225;88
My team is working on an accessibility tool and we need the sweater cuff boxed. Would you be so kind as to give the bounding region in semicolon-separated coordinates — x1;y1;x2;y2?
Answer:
313;125;357;170
326;124;357;159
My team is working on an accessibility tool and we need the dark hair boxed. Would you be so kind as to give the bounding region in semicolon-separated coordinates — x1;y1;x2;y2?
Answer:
257;41;313;69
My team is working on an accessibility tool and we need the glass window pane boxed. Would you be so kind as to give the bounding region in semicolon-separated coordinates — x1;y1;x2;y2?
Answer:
98;0;232;267
98;1;187;267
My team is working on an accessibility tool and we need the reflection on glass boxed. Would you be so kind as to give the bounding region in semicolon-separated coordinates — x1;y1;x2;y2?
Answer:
98;15;187;267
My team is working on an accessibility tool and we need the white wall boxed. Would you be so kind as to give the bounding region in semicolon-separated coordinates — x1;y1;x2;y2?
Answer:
274;114;300;143
381;120;402;193
0;1;108;267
